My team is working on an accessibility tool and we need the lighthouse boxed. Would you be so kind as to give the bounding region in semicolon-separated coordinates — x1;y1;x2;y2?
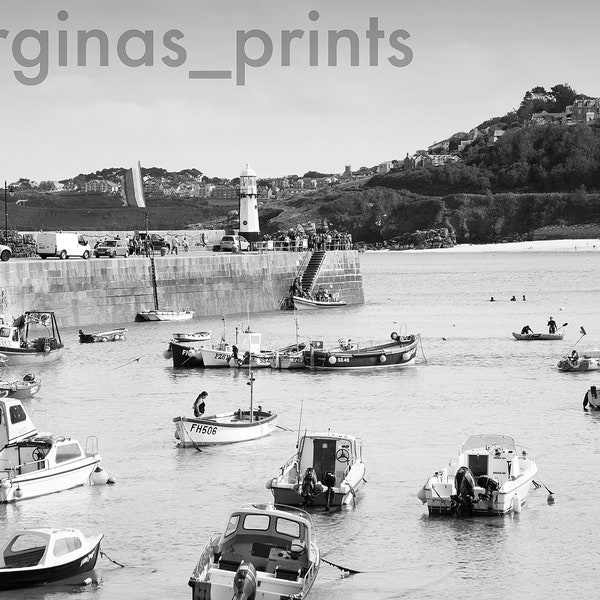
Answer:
239;162;260;243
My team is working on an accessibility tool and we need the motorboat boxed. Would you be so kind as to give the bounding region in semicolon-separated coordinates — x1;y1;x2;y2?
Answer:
292;296;347;310
173;368;277;446
583;385;600;410
0;397;102;503
78;327;128;343
304;332;420;370
417;434;538;516
557;349;600;372
188;503;320;600
171;331;211;343
512;331;565;341
0;312;64;366
0;528;103;590
136;309;194;322
267;432;366;508
165;340;206;368
270;343;307;370
0;374;41;400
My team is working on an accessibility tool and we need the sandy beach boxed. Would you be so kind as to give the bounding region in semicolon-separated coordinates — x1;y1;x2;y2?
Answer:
404;238;600;253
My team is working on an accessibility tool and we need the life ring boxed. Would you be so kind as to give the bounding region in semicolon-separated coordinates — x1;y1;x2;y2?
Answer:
328;355;337;365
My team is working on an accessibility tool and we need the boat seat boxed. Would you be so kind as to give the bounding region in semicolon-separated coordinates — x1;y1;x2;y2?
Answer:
274;565;301;581
218;556;243;571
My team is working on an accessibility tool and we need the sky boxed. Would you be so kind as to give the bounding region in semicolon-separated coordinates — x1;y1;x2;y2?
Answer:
1;0;599;182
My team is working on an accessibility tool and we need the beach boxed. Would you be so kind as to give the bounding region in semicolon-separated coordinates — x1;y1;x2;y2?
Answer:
405;238;600;253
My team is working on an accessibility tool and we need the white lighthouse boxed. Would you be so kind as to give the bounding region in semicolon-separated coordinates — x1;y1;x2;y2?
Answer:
239;162;260;242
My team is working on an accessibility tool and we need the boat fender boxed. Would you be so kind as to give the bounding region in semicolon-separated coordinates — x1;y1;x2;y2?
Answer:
379;353;387;363
23;373;36;382
233;561;257;600
1;479;11;489
14;486;23;499
390;331;399;341
402;352;412;361
163;348;173;360
265;478;274;489
90;466;110;486
417;484;427;504
328;355;337;365
512;494;521;513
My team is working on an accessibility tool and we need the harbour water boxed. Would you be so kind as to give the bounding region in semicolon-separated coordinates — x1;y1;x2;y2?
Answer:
2;248;600;599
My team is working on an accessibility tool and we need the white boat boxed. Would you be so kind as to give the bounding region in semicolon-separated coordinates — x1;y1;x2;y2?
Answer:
0;397;102;503
512;331;565;341
557;349;600;372
583;385;600;409
267;432;366;508
292;296;347;310
200;341;235;368
172;368;277;446
171;331;211;343
201;326;260;368
417;434;538;516
188;503;320;600
136;309;194;322
78;327;128;343
0;528;103;590
0;312;64;366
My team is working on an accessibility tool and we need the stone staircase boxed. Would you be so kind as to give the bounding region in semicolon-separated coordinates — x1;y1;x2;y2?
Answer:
300;251;326;294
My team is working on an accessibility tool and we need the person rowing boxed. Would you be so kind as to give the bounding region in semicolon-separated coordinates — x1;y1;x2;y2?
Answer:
521;325;533;335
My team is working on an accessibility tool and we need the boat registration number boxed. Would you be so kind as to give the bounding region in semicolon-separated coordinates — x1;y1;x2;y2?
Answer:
190;424;218;435
215;353;230;360
336;357;350;362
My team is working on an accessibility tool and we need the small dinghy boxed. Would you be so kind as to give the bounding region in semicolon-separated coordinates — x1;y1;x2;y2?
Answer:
583;385;600;410
557;349;600;372
171;331;211;343
512;331;565;341
136;309;194;322
292;296;347;310
78;328;127;343
0;374;41;400
0;528;103;590
418;434;538;516
188;503;320;600
267;432;366;508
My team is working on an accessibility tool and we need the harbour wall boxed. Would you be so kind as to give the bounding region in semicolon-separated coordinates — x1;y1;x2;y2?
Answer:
0;251;364;327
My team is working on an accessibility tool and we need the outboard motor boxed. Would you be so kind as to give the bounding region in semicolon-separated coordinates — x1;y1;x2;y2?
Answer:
300;467;318;506
233;562;257;600
477;475;500;501
452;466;476;517
323;471;336;510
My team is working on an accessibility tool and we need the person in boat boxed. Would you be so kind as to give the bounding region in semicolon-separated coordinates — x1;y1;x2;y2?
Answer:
522;295;526;301
547;317;557;334
193;391;207;417
569;349;579;365
490;296;495;302
521;325;533;335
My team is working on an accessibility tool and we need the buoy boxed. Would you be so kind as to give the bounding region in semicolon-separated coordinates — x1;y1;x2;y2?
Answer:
512;494;521;513
163;348;173;360
328;355;337;365
547;494;555;505
91;467;109;486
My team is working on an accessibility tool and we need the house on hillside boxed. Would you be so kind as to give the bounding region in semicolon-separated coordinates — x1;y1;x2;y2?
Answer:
567;97;600;124
378;161;393;174
530;111;566;125
428;138;450;153
84;179;119;194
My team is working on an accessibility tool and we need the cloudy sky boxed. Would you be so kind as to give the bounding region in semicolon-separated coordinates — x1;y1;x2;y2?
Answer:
1;0;598;182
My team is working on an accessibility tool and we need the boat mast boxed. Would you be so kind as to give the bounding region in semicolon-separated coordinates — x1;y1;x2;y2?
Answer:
248;359;254;422
294;308;299;351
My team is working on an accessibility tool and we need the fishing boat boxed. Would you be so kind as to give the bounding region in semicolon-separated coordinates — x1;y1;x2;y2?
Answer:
557;349;600;372
171;331;211;343
78;327;128;343
0;397;102;503
188;503;320;600
304;331;420;370
172;368;277;446
267;432;366;508
512;331;565;341
202;324;258;368
0;374;41;400
0;528;103;590
417;434;538;516
292;296;347;310
165;340;206;368
270;313;307;370
583;385;600;410
0;312;64;366
136;309;194;322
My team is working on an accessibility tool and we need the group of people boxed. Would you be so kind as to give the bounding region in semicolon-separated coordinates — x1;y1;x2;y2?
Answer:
520;317;558;335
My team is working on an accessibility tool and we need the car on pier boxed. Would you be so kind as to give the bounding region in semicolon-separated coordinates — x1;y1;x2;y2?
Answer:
219;235;250;252
0;244;12;261
94;238;129;258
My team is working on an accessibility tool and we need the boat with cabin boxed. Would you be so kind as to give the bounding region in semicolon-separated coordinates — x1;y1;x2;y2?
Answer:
557;349;600;372
304;332;420;370
0;528;103;590
188;503;320;600
0;396;102;503
78;327;128;343
0;312;64;366
267;432;366;508
417;434;538;516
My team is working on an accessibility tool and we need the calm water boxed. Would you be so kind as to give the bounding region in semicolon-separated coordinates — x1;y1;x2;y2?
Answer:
2;248;600;599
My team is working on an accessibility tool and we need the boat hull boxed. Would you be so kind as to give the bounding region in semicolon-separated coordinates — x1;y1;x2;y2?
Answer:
0;347;64;367
137;310;194;322
0;380;41;400
169;342;205;368
0;537;102;590
305;335;419;370
512;332;565;340
173;412;277;446
557;357;600;372
200;346;234;367
79;328;127;343
292;296;346;310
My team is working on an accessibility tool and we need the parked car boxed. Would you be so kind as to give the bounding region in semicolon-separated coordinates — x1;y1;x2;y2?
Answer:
220;235;250;252
139;233;171;253
0;244;12;262
94;238;129;258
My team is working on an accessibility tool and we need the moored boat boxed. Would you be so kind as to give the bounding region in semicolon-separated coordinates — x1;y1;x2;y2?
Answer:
583;385;600;409
188;503;320;600
172;331;211;343
304;332;420;370
0;374;41;400
557;349;600;372
78;327;128;343
166;340;206;368
136;309;194;322
0;397;102;503
512;331;565;341
292;296;347;310
0;312;64;366
270;343;307;370
0;528;103;590
417;434;538;516
267;432;366;508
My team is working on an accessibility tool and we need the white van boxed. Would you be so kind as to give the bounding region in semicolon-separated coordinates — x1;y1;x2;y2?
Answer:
37;232;92;260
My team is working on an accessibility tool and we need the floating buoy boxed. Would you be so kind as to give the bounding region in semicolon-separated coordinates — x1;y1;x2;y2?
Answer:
91;467;109;486
328;355;337;365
